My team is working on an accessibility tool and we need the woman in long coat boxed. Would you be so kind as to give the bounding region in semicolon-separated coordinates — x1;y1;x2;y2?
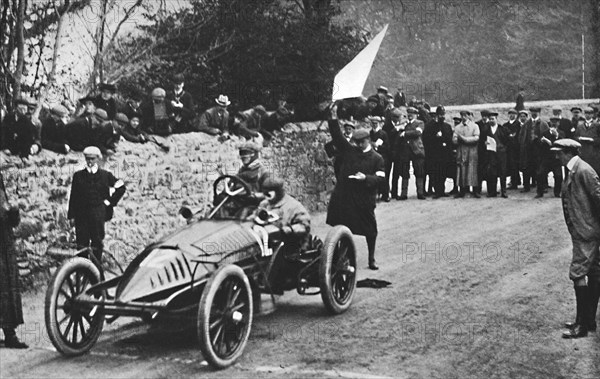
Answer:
326;113;385;270
0;173;28;348
452;111;480;197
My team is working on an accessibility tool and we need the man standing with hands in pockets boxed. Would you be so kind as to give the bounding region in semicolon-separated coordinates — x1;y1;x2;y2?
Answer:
552;139;600;339
326;105;385;270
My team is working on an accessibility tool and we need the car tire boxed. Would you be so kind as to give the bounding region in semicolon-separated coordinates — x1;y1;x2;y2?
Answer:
197;264;253;369
45;257;105;356
319;225;357;314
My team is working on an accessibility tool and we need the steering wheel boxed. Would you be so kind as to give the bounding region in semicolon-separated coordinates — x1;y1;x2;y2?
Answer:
213;175;252;200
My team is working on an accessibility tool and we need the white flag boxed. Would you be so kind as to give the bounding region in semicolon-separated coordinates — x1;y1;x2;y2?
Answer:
332;24;389;101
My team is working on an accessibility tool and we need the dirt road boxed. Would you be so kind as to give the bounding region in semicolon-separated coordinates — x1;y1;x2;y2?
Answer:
1;185;599;378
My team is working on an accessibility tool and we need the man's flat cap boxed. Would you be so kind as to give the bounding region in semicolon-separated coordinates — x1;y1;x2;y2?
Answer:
367;95;379;103
488;111;499;117
51;105;69;117
406;107;419;114
377;86;388;93
459;110;472;116
343;122;356;129
480;110;490;117
391;108;404;116
507;109;518;114
115;112;129;124
570;107;582;112
549;116;560;121
94;108;108;120
351;128;370;141
529;106;542;112
368;115;383;122
584;106;595;113
83;146;102;157
518;110;529;116
550;138;581;151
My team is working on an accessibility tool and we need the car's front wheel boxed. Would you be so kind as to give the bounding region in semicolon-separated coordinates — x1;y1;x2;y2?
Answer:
197;264;253;369
45;257;105;356
319;225;357;314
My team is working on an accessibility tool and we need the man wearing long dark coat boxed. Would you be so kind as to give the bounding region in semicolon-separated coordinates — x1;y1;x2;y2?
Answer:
482;112;510;198
422;106;453;198
0;173;28;348
503;109;521;189
326;111;385;270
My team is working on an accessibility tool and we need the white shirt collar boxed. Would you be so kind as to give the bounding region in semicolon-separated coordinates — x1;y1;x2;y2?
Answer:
566;155;579;171
87;164;99;174
363;145;372;153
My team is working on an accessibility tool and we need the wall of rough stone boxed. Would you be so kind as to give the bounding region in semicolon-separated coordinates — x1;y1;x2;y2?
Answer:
0;125;334;283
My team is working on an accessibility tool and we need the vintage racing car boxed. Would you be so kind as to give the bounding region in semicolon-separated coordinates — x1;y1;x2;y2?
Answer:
44;175;358;369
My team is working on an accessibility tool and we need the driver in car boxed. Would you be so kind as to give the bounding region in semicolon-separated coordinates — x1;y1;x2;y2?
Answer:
237;142;269;193
257;176;311;240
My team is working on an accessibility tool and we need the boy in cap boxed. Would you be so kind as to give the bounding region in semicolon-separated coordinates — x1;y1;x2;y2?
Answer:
68;146;126;263
552;106;574;139
552;139;600;338
41;105;71;154
326;106;385;270
503;109;522;189
140;87;174;136
1;97;41;158
574;107;600;176
196;94;231;138
167;74;195;133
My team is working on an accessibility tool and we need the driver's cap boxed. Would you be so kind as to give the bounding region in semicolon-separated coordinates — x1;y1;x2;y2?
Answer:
238;141;261;155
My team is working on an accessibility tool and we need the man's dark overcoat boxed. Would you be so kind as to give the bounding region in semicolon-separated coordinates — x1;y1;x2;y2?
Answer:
326;120;384;237
0;174;24;329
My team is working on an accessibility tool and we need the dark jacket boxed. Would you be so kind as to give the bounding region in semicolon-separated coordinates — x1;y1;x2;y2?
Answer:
119;124;148;143
140;100;175;136
1;113;41;157
197;106;229;134
93;95;117;120
66;116;95;151
41;117;69;154
369;128;390;160
423;119;453;164
326;120;384;237
68;168;126;221
0;173;24;329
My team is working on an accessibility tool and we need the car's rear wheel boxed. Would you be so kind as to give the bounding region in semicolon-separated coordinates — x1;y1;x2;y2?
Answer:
197;264;253;369
45;257;105;356
319;225;357;314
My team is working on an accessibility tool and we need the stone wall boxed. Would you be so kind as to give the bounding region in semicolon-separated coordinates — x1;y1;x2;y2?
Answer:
1;125;334;283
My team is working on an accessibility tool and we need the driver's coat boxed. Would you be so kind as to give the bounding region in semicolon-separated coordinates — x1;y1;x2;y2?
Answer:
258;194;310;235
